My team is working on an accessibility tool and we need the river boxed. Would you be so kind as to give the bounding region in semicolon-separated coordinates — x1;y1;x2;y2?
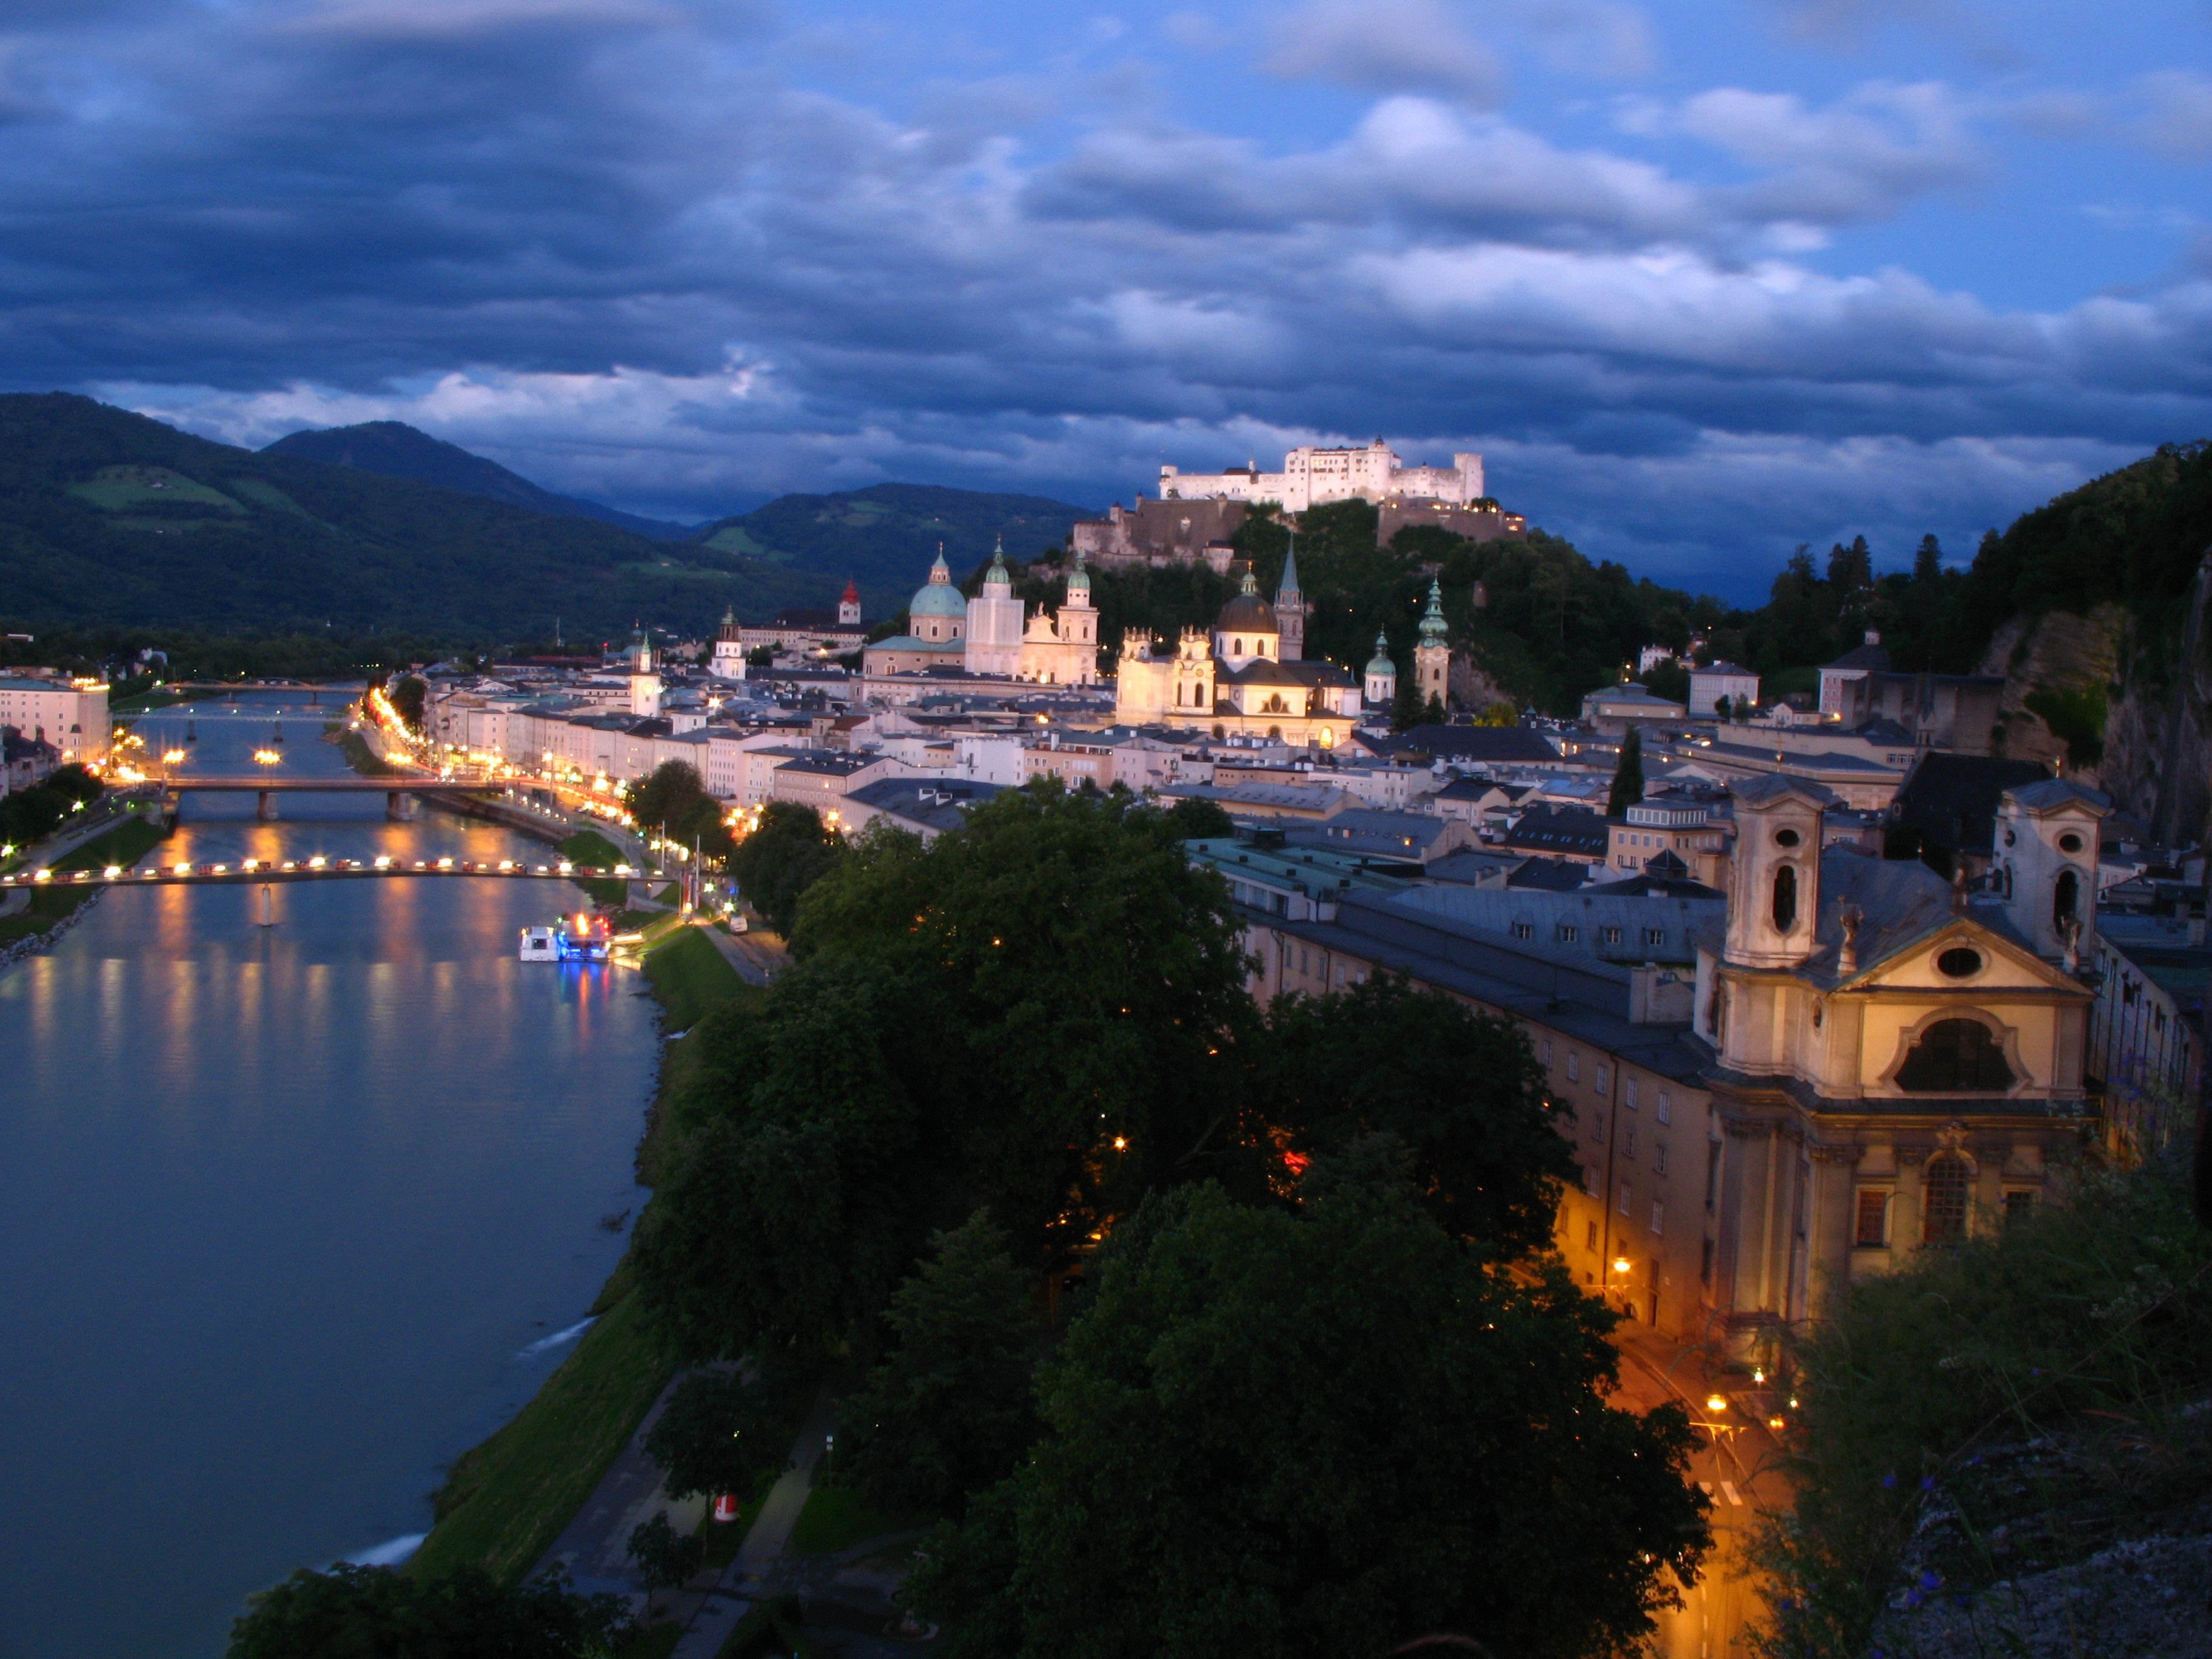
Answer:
0;696;661;1658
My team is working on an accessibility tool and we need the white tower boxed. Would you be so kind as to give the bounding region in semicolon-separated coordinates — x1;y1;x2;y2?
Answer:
1364;630;1397;709
1413;579;1450;710
1994;780;2110;960
1723;776;1832;970
837;578;862;628
964;538;1026;677
709;608;746;681
628;630;663;719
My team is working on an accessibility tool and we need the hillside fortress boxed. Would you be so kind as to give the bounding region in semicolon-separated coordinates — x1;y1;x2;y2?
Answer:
1159;440;1487;512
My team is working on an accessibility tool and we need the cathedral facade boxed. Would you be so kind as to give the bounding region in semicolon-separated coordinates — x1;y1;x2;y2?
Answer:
1113;552;1367;743
862;544;1101;688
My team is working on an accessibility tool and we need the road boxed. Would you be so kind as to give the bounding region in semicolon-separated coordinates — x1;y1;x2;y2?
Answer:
1605;1324;1791;1659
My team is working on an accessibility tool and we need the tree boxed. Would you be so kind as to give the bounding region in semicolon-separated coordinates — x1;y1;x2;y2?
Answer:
227;1564;627;1658
1474;699;1518;726
907;1173;1710;1659
1643;656;1689;706
1711;694;1731;723
1913;533;1942;585
1156;794;1233;841
635;784;1255;1364
626;1513;705;1620
388;674;427;733
644;1370;786;1503
624;760;733;862
1389;674;1423;732
1423;690;1446;724
1607;725;1645;816
845;1211;1042;1518
728;800;846;934
1258;975;1577;1258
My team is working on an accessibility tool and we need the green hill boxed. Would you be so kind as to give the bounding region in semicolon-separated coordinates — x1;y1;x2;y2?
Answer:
262;420;696;541
691;483;1096;616
0;394;823;640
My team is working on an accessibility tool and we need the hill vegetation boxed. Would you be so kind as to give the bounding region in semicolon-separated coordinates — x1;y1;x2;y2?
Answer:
261;420;695;541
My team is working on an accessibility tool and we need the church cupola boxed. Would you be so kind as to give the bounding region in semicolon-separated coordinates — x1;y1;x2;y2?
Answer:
1723;775;1834;969
1412;579;1450;709
1364;629;1397;708
1212;569;1281;669
984;537;1012;588
1994;779;2110;961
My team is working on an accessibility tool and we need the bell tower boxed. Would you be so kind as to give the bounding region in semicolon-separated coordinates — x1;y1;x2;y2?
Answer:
1364;629;1396;709
1275;541;1308;662
1994;779;2110;961
1413;580;1450;709
1723;776;1832;969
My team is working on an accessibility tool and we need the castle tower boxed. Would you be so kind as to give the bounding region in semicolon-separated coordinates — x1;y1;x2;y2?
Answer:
628;629;662;719
837;579;862;628
1275;542;1307;662
1412;579;1450;709
1364;629;1397;709
965;537;1027;677
1994;780;2110;961
1723;776;1832;970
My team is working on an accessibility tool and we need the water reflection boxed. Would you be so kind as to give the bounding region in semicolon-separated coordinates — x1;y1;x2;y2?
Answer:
0;697;659;1659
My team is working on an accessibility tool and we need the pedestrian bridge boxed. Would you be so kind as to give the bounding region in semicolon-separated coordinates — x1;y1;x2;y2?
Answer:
153;774;517;821
0;857;662;891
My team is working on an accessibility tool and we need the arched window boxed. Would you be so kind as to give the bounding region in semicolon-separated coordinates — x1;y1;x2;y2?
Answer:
2054;868;2079;929
1772;864;1797;933
1896;1019;2016;1093
1234;638;1244;655
1922;1153;1969;1244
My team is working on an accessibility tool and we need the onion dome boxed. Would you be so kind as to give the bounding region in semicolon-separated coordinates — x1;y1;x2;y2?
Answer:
1366;629;1396;676
840;578;860;605
910;548;967;618
1067;550;1091;600
1215;569;1279;635
1417;578;1449;646
983;536;1012;587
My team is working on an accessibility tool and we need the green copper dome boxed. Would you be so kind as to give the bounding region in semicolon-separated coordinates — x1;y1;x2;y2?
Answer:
1416;578;1449;645
910;550;967;618
1365;629;1396;676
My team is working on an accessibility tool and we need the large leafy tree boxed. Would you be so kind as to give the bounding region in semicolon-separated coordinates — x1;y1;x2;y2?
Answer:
226;1565;627;1658
844;1210;1042;1518
624;760;732;862
907;1171;1710;1659
643;1370;786;1502
1259;976;1576;1258
727;799;846;933
1608;725;1645;816
635;784;1254;1362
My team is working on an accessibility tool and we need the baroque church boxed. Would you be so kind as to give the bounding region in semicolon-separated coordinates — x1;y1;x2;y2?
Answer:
1691;774;2106;1347
863;541;1101;688
1114;549;1401;745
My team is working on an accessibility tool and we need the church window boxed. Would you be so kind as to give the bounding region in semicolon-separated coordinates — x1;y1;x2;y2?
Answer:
1897;1019;2016;1093
1234;638;1244;655
1937;947;1983;979
1855;1190;1889;1247
1700;1238;1715;1285
2058;831;2084;854
2054;869;2080;929
1772;864;1798;932
1775;828;1801;848
2004;1190;2037;1228
1922;1154;1970;1244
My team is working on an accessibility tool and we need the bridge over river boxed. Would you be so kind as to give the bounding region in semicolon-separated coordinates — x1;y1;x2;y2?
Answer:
1;855;664;891
153;774;529;822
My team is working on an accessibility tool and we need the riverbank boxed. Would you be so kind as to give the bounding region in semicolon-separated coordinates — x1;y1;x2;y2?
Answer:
0;816;172;967
406;919;750;1589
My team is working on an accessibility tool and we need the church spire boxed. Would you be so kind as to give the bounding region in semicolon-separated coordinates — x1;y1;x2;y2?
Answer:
1277;538;1301;600
1417;578;1448;645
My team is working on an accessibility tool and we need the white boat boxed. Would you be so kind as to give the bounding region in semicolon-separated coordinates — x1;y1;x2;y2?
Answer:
518;927;558;962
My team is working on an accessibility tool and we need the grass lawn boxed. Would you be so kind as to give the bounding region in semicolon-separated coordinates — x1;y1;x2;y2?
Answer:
1;816;173;945
407;1289;677;1586
561;831;632;907
788;1486;917;1559
640;927;745;1031
333;729;398;777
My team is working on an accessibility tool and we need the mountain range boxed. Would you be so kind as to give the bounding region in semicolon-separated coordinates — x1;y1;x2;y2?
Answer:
0;397;1094;641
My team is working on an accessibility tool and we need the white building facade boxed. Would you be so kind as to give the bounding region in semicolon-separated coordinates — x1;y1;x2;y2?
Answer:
1158;441;1486;512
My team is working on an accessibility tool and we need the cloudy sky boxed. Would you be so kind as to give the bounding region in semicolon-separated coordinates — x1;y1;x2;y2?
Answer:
4;0;2209;594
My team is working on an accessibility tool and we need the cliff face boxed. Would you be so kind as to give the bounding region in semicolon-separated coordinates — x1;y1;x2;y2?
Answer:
1981;558;2212;844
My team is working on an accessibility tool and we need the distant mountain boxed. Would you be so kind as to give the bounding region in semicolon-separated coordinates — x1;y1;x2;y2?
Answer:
0;394;825;640
692;483;1098;616
263;420;696;541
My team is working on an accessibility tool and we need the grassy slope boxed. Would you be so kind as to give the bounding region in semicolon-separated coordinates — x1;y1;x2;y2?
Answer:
0;814;170;945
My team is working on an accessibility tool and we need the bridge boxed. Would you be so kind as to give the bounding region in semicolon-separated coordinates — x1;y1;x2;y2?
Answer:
0;856;665;891
152;774;512;821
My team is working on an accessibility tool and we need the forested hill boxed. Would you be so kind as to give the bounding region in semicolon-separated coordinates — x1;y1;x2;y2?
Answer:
0;394;826;641
262;420;695;541
691;483;1096;609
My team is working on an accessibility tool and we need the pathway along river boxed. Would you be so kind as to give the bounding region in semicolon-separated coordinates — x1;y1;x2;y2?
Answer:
0;695;660;1658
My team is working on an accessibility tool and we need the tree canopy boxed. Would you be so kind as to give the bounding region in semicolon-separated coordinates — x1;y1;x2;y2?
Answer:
726;800;845;934
624;760;733;863
226;1565;627;1659
906;1171;1711;1659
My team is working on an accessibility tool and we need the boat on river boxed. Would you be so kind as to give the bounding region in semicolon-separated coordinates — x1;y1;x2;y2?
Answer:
520;910;612;962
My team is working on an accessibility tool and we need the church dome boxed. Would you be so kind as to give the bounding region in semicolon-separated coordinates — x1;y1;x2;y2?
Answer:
1366;630;1396;676
1215;571;1279;636
910;551;967;619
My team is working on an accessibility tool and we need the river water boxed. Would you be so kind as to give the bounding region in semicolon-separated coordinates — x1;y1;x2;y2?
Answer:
0;697;660;1658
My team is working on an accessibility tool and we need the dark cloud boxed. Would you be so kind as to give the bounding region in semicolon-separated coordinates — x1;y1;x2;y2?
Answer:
0;0;2200;590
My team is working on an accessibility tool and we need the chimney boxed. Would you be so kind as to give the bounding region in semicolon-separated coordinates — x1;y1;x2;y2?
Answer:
1865;629;1881;646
